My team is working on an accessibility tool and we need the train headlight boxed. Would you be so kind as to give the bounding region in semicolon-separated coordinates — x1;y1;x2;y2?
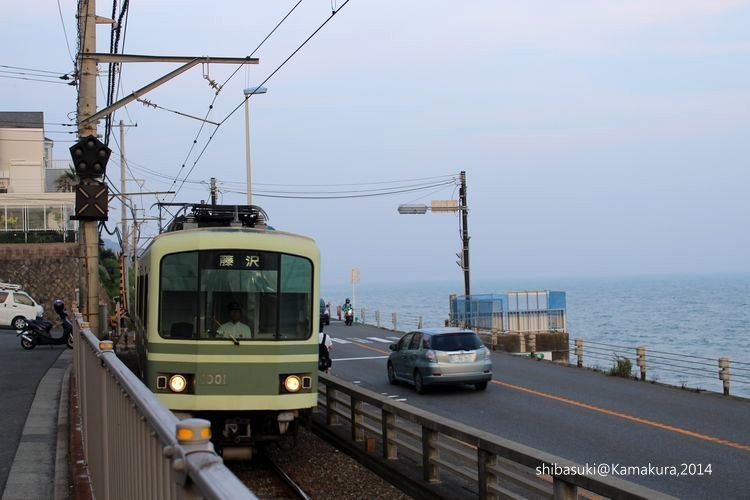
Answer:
168;374;188;393
283;375;302;393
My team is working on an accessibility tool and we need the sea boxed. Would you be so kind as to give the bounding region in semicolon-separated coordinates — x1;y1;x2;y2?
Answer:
323;273;750;398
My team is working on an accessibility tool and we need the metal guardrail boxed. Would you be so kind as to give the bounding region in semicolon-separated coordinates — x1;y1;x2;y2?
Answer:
317;373;676;500
72;315;258;500
571;338;750;397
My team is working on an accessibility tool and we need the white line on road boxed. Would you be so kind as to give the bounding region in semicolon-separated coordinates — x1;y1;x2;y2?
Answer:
334;356;388;361
386;336;401;340
366;337;393;343
331;338;351;344
350;338;373;344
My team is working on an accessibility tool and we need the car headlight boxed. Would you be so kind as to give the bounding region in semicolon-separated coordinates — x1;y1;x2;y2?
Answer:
283;375;302;393
168;374;188;393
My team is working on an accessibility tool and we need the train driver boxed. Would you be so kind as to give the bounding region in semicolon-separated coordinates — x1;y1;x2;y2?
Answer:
217;302;252;339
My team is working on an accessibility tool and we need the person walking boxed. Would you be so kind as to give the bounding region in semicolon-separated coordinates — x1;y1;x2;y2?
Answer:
319;330;333;373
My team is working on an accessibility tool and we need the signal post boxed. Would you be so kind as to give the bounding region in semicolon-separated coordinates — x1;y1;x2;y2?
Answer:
72;0;257;335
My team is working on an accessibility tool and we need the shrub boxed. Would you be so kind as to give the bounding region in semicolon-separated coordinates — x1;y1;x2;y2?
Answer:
608;355;633;378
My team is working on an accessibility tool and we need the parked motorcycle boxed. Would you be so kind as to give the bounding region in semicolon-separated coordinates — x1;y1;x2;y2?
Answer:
17;299;73;350
344;308;354;326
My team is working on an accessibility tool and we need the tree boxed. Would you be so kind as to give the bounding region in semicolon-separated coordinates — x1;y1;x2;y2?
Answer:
54;166;78;192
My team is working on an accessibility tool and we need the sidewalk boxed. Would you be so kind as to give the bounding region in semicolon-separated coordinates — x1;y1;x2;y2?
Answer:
2;350;71;500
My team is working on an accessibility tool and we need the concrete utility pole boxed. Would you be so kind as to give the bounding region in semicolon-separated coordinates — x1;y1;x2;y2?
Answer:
77;0;101;333
459;170;470;296
73;2;257;334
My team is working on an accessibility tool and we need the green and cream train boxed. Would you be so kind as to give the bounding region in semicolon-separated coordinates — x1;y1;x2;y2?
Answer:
133;204;319;455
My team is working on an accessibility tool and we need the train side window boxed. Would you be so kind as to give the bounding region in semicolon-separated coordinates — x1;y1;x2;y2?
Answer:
278;255;313;339
160;252;198;339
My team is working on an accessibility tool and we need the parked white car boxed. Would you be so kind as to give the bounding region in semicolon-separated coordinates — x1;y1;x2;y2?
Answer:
0;285;44;330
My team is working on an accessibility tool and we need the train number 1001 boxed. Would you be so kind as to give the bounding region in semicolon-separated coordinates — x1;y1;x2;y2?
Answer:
198;373;227;385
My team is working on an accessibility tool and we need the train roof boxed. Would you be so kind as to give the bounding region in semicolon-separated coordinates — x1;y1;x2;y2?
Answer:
161;203;269;232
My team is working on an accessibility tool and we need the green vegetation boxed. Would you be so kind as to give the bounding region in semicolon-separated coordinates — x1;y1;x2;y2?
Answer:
608;355;633;378
99;245;120;302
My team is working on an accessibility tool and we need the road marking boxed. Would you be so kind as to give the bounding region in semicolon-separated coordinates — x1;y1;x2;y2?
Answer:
350;338;373;344
331;338;351;344
334;356;388;361
366;337;393;343
341;339;749;452
492;380;750;452
343;340;748;451
387;336;401;341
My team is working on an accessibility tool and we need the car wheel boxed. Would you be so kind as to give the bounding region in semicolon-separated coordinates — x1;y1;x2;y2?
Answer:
12;316;27;330
414;371;425;394
21;337;35;350
474;381;488;391
387;363;398;385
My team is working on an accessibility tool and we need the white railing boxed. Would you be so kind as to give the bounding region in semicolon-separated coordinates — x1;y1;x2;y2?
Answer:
72;314;258;500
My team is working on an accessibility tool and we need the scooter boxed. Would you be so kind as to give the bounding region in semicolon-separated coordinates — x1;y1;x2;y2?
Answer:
18;298;76;350
17;316;73;350
344;308;354;326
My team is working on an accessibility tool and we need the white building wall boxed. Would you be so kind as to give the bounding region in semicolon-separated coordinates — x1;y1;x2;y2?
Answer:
0;127;45;193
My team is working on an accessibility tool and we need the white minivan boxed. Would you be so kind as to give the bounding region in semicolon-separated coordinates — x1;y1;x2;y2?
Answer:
0;286;44;330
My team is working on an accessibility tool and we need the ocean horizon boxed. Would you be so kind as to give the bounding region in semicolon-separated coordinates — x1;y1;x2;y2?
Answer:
323;272;750;397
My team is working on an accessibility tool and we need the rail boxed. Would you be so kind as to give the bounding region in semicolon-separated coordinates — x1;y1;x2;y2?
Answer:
71;314;258;500
316;373;676;500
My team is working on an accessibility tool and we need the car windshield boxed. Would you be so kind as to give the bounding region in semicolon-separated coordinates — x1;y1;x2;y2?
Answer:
429;332;483;351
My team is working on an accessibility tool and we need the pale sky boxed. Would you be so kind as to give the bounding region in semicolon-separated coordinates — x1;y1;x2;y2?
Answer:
2;0;749;287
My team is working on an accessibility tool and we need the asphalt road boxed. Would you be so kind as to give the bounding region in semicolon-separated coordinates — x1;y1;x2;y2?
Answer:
322;321;750;499
0;327;66;494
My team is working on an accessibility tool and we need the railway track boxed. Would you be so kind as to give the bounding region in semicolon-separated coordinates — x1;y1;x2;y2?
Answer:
230;451;311;500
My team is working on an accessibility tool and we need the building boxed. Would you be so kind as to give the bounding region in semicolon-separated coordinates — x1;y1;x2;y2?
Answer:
0;111;77;242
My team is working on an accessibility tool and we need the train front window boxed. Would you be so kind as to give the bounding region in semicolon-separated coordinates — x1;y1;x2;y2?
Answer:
159;250;313;341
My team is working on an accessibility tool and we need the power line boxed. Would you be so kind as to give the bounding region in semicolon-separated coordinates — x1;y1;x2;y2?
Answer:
0;75;72;86
163;1;306;203
0;64;67;75
220;173;457;188
57;0;76;63
167;0;354;202
233;180;457;200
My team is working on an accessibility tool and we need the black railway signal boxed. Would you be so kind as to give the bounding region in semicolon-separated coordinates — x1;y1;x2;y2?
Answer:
69;135;111;178
70;182;109;221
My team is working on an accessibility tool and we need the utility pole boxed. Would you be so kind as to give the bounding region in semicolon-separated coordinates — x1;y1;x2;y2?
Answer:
77;0;101;333
72;2;257;335
120;120;128;267
210;177;217;206
459;170;470;296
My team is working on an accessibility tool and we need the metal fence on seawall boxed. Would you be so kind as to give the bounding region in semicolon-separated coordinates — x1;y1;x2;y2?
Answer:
355;307;750;397
72;315;258;500
570;338;750;397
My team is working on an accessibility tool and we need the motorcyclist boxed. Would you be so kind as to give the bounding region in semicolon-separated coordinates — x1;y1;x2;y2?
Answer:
343;298;353;325
343;298;353;314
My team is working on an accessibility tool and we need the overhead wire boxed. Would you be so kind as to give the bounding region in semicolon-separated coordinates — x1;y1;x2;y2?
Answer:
163;0;306;203
220;173;457;188
57;0;76;63
168;0;354;202
0;75;72;86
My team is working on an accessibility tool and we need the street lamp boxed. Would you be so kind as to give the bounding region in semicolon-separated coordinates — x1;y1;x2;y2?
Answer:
243;85;267;206
397;171;470;297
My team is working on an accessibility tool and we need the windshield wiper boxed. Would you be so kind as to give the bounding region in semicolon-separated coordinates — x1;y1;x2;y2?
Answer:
214;330;241;346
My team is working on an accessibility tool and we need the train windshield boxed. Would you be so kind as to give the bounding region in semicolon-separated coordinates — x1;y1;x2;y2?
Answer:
159;250;313;341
